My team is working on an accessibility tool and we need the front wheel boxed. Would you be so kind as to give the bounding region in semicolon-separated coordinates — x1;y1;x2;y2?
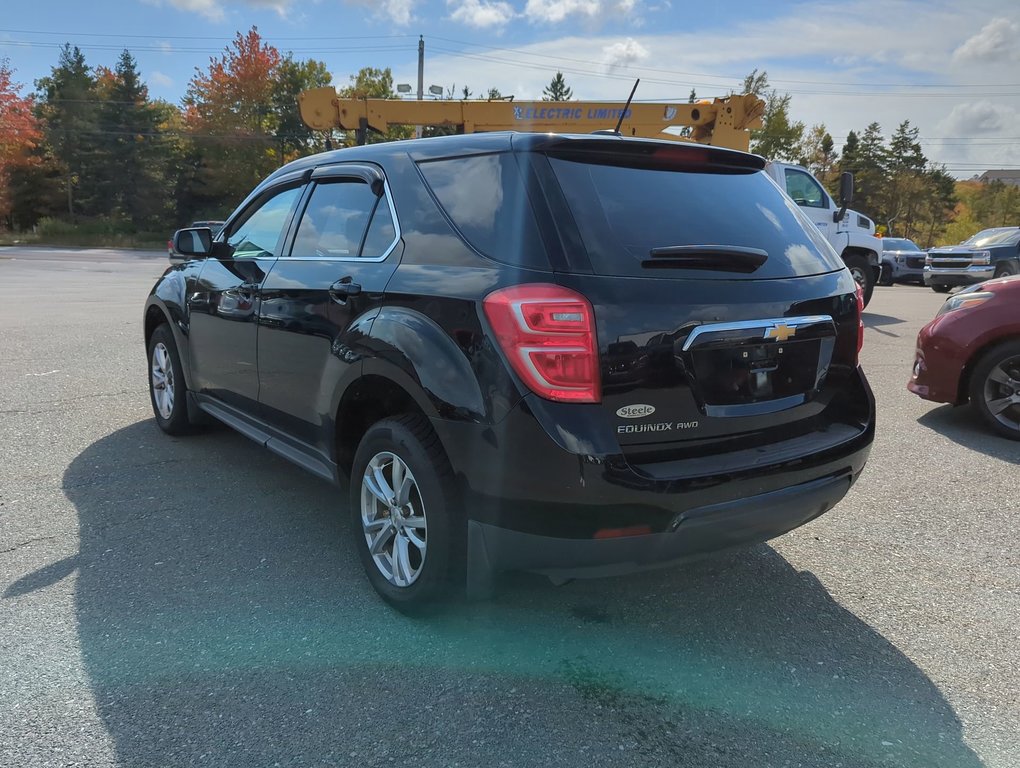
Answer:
844;254;875;307
147;324;194;435
931;284;951;294
350;414;461;610
878;263;894;287
969;341;1020;441
993;261;1019;279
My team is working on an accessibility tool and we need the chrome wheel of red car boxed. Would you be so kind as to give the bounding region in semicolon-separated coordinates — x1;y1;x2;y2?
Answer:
971;341;1020;440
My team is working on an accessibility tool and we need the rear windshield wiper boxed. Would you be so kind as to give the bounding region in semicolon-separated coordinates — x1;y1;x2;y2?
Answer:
643;245;768;273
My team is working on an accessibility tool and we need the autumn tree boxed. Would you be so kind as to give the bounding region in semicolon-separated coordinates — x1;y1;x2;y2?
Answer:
0;59;43;229
183;27;282;210
543;71;573;101
799;124;838;184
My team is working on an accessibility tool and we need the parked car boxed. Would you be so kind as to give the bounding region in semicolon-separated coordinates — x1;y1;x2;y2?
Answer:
878;237;925;285
167;220;225;263
908;275;1020;439
144;133;875;609
924;227;1020;293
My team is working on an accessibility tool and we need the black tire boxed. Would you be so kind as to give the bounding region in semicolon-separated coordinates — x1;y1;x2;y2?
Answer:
349;414;461;611
878;263;894;287
147;324;194;435
931;284;951;294
968;340;1020;441
993;261;1019;279
844;253;875;307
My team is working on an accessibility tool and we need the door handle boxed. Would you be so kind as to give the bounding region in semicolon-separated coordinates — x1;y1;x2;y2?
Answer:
329;278;362;303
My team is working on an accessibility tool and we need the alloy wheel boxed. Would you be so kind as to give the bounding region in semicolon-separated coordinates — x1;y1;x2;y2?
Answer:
360;451;428;587
151;342;175;420
983;355;1020;433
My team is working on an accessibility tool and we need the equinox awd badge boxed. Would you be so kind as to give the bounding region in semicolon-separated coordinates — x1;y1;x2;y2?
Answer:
616;404;656;419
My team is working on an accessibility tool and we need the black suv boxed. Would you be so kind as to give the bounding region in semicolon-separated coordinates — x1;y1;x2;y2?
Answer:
145;133;874;608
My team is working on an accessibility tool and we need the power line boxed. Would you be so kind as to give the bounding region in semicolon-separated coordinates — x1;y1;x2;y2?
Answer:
427;34;1020;90
0;28;415;41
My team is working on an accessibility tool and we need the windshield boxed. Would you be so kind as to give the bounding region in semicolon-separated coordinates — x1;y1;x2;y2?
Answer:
883;238;919;251
962;228;1020;247
545;153;843;279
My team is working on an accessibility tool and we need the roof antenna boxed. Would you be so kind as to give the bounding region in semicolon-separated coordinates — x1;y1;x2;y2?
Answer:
613;78;640;135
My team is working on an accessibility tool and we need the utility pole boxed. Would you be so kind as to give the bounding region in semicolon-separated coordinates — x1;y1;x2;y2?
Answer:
416;36;424;139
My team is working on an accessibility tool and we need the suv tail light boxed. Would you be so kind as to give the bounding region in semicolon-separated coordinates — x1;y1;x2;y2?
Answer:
483;284;600;403
855;283;865;364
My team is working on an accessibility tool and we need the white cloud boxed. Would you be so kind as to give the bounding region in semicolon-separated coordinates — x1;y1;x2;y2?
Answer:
602;37;649;70
522;0;640;24
952;17;1020;63
150;71;174;88
160;0;293;20
163;0;225;21
448;0;516;28
158;41;173;53
938;100;1016;136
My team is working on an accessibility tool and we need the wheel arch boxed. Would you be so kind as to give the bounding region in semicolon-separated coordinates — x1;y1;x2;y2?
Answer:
334;373;435;479
958;334;1020;406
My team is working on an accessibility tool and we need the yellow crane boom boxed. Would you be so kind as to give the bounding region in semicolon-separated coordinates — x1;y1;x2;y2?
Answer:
297;88;765;152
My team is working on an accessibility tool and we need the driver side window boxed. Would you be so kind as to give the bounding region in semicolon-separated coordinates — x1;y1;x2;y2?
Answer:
226;186;302;258
784;169;827;209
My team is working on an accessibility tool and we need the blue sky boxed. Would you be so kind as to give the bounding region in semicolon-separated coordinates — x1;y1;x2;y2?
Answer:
2;0;1018;174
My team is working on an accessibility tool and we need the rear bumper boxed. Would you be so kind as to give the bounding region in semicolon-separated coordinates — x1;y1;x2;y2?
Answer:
434;371;874;580
467;470;858;580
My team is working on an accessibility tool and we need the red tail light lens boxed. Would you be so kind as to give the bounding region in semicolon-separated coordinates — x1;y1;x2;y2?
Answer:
483;284;600;403
855;283;865;363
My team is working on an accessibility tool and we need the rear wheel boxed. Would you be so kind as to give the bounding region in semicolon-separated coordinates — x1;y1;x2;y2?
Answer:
931;284;951;294
844;254;875;307
994;261;1019;278
147;324;194;435
350;414;461;610
969;340;1020;441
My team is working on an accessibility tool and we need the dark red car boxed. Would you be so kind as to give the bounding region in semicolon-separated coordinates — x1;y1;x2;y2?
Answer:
909;275;1020;439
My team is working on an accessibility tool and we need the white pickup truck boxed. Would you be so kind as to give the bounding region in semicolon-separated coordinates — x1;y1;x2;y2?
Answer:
764;162;882;306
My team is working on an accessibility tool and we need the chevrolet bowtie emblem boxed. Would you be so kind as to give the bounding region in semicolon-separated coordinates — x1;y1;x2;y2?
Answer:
764;323;796;342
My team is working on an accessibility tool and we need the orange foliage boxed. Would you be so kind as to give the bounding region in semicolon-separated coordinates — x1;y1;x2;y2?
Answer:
0;60;42;225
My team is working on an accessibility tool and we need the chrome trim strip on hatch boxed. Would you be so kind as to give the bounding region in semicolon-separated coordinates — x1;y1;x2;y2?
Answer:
681;315;835;352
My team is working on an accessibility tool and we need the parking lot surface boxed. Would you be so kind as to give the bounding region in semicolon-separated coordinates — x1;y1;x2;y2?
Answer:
1;246;1018;767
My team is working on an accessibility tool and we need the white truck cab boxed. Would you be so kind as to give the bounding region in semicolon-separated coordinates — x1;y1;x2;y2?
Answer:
764;162;882;306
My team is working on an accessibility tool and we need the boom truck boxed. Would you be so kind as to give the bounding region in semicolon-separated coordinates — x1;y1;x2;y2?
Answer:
297;88;882;304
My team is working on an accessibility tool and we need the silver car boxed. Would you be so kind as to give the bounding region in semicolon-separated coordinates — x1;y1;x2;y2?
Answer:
879;237;925;285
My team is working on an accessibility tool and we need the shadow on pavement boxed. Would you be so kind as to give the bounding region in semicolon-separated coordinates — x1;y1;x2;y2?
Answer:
862;311;905;338
918;403;1020;463
38;421;984;767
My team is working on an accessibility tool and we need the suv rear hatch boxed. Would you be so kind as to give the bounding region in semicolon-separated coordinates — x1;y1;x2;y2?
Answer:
517;136;865;455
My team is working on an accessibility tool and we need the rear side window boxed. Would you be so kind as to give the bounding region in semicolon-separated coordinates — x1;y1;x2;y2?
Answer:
418;153;547;269
547;156;844;279
291;179;396;259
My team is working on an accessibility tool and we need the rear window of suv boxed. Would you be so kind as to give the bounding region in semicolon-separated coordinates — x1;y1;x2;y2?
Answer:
417;153;548;269
546;152;845;279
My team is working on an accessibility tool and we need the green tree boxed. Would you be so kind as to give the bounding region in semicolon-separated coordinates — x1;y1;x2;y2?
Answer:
542;71;573;101
35;44;99;218
273;54;331;161
94;51;169;227
739;70;804;162
340;67;413;144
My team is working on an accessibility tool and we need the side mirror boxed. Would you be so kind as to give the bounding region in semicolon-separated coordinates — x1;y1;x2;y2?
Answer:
833;172;854;223
172;227;213;260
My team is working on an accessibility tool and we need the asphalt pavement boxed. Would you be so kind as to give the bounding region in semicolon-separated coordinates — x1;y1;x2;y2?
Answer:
1;246;1017;768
